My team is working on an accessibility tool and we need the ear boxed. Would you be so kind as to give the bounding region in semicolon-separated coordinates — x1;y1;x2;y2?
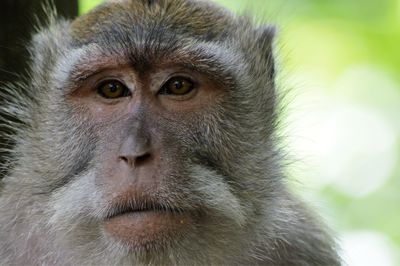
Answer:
256;25;276;44
255;25;276;79
27;20;73;96
29;23;68;79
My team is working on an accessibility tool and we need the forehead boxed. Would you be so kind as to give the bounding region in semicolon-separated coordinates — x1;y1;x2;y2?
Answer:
70;0;237;46
65;0;243;81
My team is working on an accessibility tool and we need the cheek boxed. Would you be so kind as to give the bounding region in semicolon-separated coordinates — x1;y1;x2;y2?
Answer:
68;96;133;126
39;108;98;186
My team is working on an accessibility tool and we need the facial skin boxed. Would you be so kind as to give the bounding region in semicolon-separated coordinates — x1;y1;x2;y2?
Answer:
0;0;340;265
68;62;223;250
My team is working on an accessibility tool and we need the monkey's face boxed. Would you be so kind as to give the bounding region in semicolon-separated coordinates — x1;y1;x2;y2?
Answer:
66;64;226;249
37;0;276;263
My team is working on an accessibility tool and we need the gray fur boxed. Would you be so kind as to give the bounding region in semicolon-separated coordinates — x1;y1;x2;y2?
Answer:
0;0;340;265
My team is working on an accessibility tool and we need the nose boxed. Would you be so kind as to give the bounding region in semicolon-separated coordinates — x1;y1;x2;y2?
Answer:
119;134;152;167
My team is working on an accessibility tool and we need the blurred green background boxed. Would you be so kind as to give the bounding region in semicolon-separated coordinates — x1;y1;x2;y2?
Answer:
80;1;400;265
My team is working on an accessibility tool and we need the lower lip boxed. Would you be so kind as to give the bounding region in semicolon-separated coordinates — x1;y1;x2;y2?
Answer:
102;210;192;249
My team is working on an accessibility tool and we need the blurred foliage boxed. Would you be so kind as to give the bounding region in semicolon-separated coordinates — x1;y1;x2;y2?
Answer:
79;0;400;265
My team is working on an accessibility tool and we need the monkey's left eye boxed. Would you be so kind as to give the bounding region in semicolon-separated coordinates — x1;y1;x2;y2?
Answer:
97;80;131;99
159;77;195;96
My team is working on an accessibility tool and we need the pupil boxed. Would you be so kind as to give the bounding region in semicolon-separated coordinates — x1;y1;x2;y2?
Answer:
109;83;118;93
174;81;183;90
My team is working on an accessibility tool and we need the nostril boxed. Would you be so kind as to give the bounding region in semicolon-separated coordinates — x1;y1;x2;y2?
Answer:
135;153;152;165
119;135;152;167
119;153;152;166
120;156;129;163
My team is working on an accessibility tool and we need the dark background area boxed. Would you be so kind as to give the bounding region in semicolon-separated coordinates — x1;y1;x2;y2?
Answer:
0;0;78;84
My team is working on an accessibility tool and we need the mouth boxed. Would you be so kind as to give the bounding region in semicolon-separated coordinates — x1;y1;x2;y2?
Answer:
102;197;193;250
105;202;183;219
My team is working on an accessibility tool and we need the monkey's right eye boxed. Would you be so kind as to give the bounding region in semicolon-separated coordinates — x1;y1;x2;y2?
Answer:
97;80;131;99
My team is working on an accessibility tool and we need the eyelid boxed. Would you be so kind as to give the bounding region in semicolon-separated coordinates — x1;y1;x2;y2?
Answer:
95;77;126;88
97;78;132;92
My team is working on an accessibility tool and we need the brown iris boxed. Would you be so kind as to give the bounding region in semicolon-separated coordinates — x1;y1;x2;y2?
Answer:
97;80;130;99
160;77;194;96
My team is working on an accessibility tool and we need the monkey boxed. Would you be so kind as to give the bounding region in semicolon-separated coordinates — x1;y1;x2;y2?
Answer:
0;0;341;265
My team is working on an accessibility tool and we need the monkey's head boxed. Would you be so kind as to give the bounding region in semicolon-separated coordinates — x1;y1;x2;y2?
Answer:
15;0;278;264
